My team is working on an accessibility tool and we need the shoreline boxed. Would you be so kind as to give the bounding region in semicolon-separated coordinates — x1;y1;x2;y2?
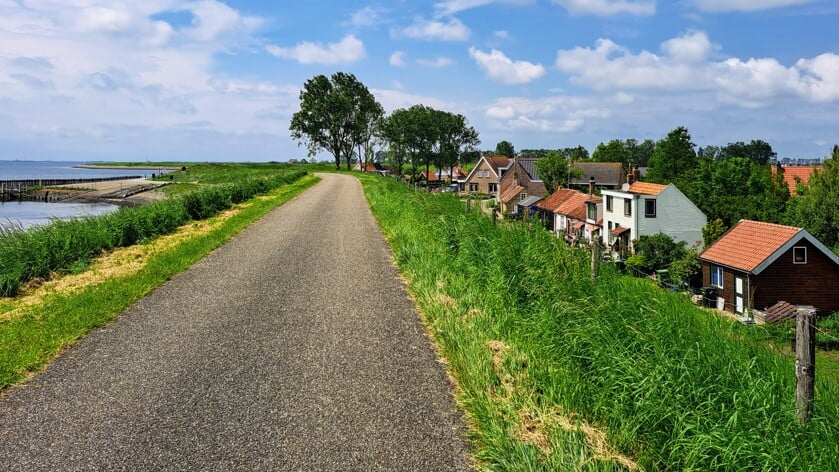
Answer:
74;164;183;171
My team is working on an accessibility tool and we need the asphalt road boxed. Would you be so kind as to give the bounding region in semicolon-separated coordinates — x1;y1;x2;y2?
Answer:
0;173;472;471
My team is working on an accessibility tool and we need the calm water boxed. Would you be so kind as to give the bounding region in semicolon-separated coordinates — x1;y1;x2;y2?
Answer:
0;160;143;230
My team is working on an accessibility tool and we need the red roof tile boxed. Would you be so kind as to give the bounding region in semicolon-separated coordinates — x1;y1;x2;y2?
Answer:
536;188;580;211
699;220;802;272
611;226;629;237
628;182;667;195
554;192;589;220
500;185;524;203
772;165;821;191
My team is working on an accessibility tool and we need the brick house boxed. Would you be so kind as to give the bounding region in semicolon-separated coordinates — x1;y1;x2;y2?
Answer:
497;158;546;215
461;155;511;194
698;220;839;315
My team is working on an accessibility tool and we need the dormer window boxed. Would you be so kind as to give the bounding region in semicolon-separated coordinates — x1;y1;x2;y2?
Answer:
793;246;807;264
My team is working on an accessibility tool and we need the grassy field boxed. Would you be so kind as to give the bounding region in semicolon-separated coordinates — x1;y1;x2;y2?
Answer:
0;169;318;391
360;174;839;471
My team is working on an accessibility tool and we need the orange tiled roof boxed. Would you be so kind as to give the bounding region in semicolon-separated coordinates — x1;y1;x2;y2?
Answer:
772;165;821;191
554;192;589;220
699;220;802;272
628;182;667;195
536;188;580;211
500;185;524;203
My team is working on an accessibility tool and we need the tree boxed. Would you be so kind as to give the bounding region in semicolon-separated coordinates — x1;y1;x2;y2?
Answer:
719;139;777;165
495;140;515;157
592;140;630;170
289;72;382;171
535;150;579;194
786;147;839;248
435;110;480;181
646;126;698;189
702;218;728;247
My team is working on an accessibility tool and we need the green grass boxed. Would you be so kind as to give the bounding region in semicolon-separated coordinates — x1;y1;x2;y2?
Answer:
360;174;839;471
0;175;319;391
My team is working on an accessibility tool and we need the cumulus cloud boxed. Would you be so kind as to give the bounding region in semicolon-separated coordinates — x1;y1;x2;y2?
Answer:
555;32;839;107
266;35;365;65
389;51;407;67
433;0;532;17
551;0;655;16
350;6;384;27
401;17;470;41
483;95;610;133
469;47;545;84
692;0;815;12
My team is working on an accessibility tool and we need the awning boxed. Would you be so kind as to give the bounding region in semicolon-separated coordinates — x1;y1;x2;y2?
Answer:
586;224;599;232
611;226;629;237
517;195;543;207
572;221;585;229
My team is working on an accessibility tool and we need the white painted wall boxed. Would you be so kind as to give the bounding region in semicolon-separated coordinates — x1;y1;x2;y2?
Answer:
637;185;706;249
601;190;636;245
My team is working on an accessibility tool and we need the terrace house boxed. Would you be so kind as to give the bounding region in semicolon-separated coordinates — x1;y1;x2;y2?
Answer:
698;220;839;315
602;180;706;259
497;158;546;215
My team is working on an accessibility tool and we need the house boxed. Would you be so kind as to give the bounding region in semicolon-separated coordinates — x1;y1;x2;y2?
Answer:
418;165;467;186
698;220;839;315
771;165;821;193
461;155;511;194
535;188;579;231
496;158;546;215
569;162;627;191
602;180;706;259
353;162;389;175
553;191;591;244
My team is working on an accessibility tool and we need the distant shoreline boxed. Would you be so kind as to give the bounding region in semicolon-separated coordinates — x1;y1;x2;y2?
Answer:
75;164;182;171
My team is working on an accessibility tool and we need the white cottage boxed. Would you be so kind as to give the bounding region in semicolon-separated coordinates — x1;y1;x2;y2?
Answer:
602;181;706;258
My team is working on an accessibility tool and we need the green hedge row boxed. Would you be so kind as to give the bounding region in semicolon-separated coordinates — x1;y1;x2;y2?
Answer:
0;170;307;297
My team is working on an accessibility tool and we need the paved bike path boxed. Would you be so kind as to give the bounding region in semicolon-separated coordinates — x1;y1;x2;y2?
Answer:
0;173;471;471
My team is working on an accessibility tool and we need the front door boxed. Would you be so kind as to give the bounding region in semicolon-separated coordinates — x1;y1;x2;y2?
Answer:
735;276;744;313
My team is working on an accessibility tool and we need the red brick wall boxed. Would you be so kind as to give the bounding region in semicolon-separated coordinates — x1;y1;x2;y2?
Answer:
754;239;839;314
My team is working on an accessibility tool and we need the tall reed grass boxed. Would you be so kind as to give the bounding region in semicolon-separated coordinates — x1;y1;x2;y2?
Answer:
362;175;839;471
0;170;306;297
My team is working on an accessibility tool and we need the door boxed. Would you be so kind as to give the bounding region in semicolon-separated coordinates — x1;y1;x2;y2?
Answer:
735;276;744;313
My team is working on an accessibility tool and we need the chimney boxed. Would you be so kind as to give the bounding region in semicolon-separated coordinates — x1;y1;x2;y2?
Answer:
627;167;636;185
633;167;641;182
588;176;595;196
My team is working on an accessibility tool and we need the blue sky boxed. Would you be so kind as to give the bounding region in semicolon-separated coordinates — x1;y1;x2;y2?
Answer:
1;0;837;162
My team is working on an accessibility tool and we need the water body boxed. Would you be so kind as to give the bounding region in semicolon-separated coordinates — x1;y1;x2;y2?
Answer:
0;160;143;230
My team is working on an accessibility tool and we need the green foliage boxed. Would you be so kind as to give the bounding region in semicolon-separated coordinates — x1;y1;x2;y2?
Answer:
0;169;307;297
646;126;698;189
534;150;575;194
494;140;515;157
633;233;687;272
702;218;729;247
786;149;839;247
669;246;701;287
719;139;777;165
361;175;839;470
290;72;382;170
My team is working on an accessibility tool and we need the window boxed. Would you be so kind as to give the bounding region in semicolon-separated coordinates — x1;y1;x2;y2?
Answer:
587;203;596;220
711;265;724;288
644;199;656;218
793;246;807;264
469;183;479;192
606;195;613;212
624;198;632;216
488;183;497;193
520;193;527;201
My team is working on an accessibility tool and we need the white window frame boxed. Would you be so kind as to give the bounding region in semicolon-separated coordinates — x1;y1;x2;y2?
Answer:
711;265;724;288
624;198;632;216
793;246;807;264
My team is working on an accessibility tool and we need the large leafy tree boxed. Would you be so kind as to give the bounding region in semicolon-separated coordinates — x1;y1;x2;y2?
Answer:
646;126;698;189
435;110;480;181
719;139;777;165
786;146;839;248
535;150;575;194
289;72;382;170
495;140;515;157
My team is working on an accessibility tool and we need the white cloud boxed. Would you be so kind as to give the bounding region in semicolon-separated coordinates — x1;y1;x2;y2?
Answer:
692;0;816;12
389;51;406;67
555;32;839;108
469;47;545;84
417;57;453;68
552;0;655;16
371;87;447;113
483;95;608;133
266;35;365;65
433;0;532;17
494;30;511;39
350;6;384;26
401;17;470;41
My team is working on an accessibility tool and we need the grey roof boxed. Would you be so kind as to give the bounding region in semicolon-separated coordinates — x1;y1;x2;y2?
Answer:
517;195;543;207
518;158;542;181
570;162;625;186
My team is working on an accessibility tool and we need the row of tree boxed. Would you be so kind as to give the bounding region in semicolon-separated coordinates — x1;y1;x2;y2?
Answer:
290;72;480;180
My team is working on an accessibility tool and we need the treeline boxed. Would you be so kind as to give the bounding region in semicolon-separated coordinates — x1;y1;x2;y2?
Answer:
0;169;307;297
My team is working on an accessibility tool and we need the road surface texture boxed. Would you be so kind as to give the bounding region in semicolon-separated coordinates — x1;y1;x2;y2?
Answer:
0;174;472;471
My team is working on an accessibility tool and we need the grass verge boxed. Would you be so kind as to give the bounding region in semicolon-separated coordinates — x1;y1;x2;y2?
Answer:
360;175;839;471
0;175;319;391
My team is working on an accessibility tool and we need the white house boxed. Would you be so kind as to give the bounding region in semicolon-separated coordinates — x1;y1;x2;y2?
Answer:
602;181;706;258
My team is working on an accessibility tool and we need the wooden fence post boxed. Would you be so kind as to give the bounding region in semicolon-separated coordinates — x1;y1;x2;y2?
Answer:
795;308;816;423
466;198;471;213
591;235;602;280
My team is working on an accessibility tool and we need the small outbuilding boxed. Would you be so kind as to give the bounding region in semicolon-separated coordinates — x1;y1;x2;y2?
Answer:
698;220;839;315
